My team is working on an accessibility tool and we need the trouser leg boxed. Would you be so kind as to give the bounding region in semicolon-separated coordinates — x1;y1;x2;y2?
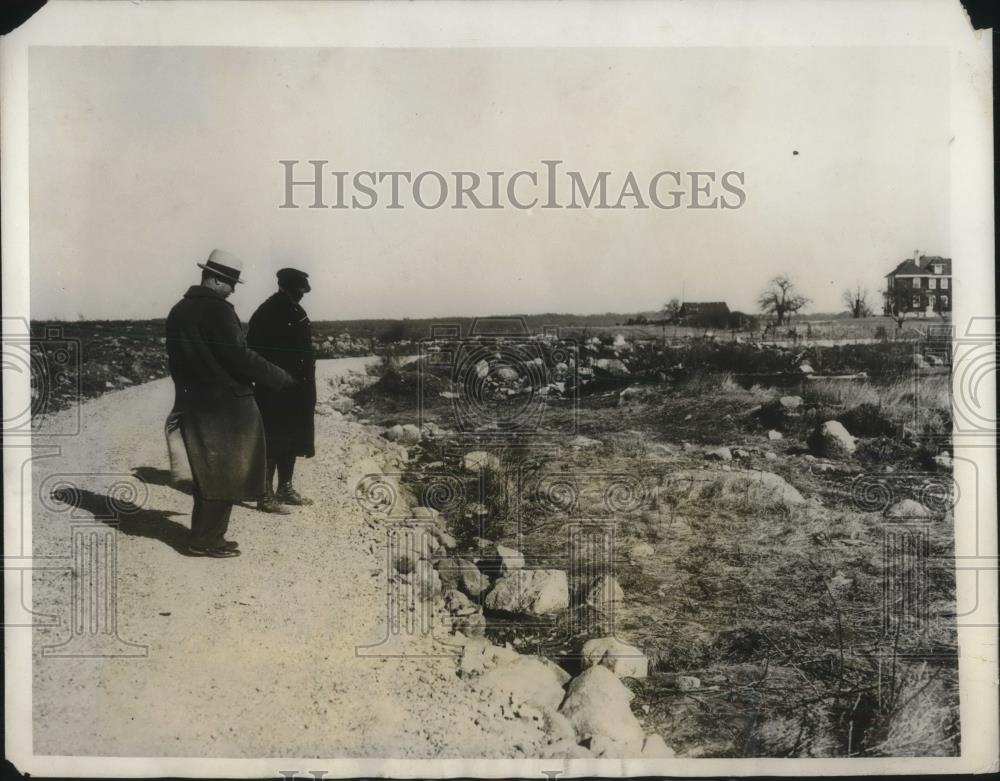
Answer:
276;455;296;488
190;492;234;548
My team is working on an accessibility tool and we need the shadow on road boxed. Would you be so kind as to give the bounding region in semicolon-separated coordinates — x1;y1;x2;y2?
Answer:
51;487;192;555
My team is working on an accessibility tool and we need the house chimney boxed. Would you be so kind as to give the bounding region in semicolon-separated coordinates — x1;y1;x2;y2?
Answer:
914;249;920;263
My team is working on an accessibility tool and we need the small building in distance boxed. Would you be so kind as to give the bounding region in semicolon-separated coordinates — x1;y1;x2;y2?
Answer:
677;301;731;329
884;251;952;317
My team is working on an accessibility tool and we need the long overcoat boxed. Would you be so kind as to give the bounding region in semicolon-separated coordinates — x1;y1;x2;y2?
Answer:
165;285;291;501
246;292;316;459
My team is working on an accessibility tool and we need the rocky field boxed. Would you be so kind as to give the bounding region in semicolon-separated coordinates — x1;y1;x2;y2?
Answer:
339;331;958;758
28;325;958;760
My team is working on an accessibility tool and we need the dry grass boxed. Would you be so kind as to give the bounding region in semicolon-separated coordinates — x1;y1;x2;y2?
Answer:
805;375;950;417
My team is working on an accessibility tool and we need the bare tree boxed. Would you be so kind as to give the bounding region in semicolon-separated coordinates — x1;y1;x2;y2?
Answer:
661;298;681;321
842;284;873;318
758;275;810;325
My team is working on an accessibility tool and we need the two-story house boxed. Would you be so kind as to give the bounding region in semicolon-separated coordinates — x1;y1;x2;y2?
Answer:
883;251;952;316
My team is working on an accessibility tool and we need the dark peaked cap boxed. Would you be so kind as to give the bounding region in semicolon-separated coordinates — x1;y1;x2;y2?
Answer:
277;267;311;292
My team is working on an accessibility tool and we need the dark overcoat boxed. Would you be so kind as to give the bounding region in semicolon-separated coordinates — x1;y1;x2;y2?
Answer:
246;292;316;459
165;285;291;501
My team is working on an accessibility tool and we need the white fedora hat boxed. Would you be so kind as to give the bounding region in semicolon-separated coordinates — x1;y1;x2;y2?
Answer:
197;249;245;284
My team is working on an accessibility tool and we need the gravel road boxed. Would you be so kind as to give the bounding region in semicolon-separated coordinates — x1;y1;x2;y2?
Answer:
30;358;551;758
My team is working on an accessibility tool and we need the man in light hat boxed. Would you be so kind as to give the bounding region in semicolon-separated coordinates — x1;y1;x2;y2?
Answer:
247;267;317;512
165;250;294;557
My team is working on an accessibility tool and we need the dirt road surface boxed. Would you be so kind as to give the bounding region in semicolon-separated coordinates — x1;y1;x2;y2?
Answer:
30;358;551;758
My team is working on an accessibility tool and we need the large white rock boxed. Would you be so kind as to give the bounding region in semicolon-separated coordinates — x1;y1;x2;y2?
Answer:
462;451;502;474
595;358;630;376
475;655;568;712
559;666;645;746
641;733;676;758
485;569;569;616
494;543;525;574
659;469;806;511
398;423;422;445
884;499;932;519
808;420;857;458
581;637;648;679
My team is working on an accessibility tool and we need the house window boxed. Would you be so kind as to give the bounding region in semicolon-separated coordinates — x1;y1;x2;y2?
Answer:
933;264;942;274
942;278;949;289
913;277;921;288
928;278;937;289
912;295;921;308
940;295;949;309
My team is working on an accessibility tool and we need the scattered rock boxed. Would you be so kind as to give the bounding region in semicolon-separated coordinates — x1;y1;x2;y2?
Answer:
660;468;806;511
779;395;803;410
559;666;645;746
491;543;525;574
569;435;602;449
767;429;783;440
676;675;701;691
585;575;624;608
475;655;568;712
595;358;630;376
329;397;354;414
629;542;655;560
808;420;857;458
462;451;502;474
399;423;421;445
933;453;953;470
618;386;657;406
541;709;577;744
464;502;490;521
428;526;457;550
705;446;732;462
420;421;445;439
884;499;932;519
581;637;648;679
485;569;569;616
731;447;751;460
452;611;487;638
459;559;490;597
410;506;441;523
443;589;477;615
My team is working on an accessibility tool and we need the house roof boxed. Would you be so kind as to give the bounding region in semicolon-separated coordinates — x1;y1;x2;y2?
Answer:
886;255;952;277
679;302;730;315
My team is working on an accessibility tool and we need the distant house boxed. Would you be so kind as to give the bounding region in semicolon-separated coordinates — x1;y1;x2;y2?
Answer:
884;251;952;316
677;302;730;328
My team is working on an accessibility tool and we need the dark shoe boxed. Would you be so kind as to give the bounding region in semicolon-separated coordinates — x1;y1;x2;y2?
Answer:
219;539;240;551
257;494;292;514
188;544;241;558
275;484;313;506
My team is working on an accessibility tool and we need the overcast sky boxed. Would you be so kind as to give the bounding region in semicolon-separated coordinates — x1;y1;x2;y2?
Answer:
29;46;949;321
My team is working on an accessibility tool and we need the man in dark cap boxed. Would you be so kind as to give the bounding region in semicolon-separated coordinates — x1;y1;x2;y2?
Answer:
165;250;294;557
247;267;317;512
